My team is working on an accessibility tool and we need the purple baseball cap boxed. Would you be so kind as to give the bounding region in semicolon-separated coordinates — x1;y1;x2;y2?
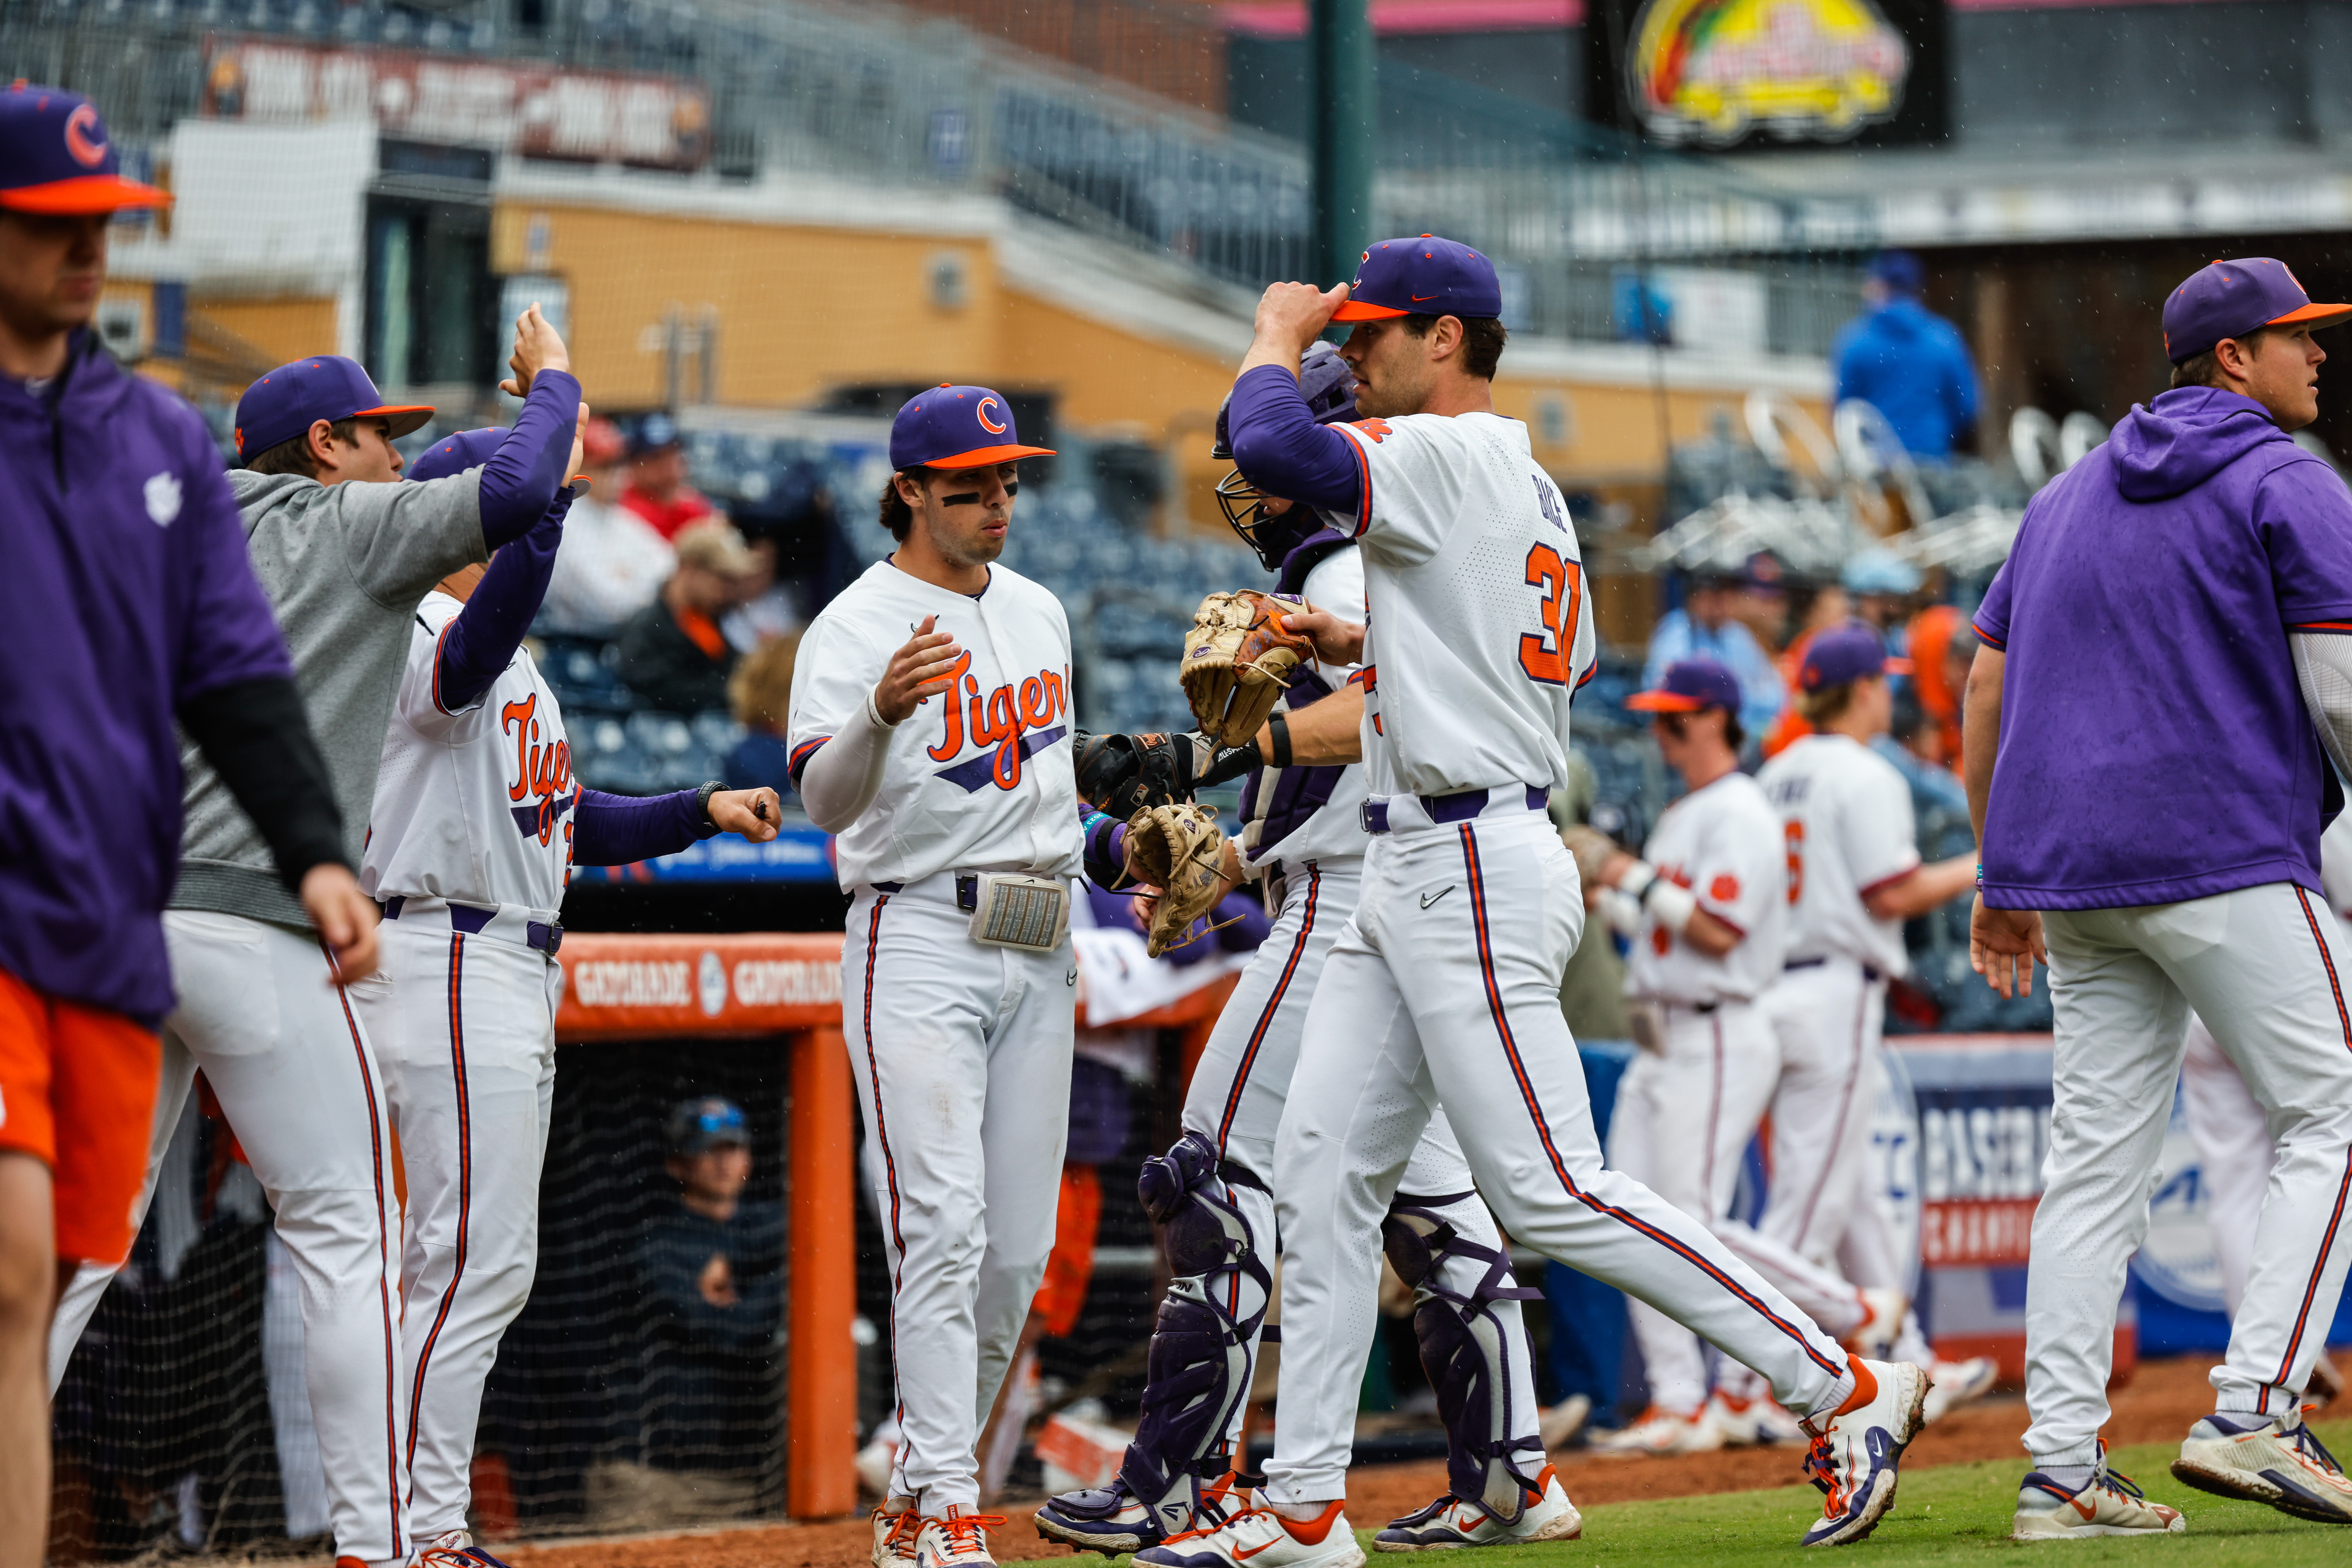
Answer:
2162;257;2352;364
234;356;435;464
408;428;505;483
0;83;169;215
1799;624;1912;693
890;384;1056;471
1627;658;1743;716
1332;234;1502;323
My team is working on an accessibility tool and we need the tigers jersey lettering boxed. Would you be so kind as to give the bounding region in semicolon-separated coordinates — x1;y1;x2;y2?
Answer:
788;558;1081;889
1622;771;1788;1005
362;591;574;913
1322;412;1596;797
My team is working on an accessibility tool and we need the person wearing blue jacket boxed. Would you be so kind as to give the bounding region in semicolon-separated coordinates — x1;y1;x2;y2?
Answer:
1832;252;1982;461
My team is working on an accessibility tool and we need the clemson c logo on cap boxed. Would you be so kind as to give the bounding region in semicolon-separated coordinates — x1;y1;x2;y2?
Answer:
64;102;105;168
976;396;1007;435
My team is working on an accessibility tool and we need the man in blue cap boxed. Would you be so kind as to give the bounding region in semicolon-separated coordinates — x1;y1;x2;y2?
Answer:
1832;251;1981;462
788;386;1076;1568
45;310;586;1568
1970;256;2352;1537
0;84;362;1568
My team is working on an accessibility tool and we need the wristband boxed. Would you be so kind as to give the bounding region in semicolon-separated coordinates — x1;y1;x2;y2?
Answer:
1619;862;1660;904
1975;861;1984;890
695;780;727;829
865;686;901;730
1267;709;1293;770
1642;877;1699;935
1599;886;1645;939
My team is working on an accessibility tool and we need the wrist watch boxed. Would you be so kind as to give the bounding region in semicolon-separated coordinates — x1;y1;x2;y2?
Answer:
695;780;726;828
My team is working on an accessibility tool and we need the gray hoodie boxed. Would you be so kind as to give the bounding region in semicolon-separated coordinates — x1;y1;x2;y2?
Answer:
173;468;487;928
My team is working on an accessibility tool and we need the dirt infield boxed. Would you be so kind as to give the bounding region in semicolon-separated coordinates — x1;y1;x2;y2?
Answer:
499;1358;2233;1568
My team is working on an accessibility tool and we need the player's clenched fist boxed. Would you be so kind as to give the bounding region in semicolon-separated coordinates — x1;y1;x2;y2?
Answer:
707;786;784;842
872;613;965;724
301;863;381;985
1252;280;1352;356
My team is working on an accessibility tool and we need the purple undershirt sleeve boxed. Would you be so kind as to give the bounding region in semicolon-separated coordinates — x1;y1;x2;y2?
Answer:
435;496;571;713
1225;363;1363;515
477;370;582;549
573;786;716;866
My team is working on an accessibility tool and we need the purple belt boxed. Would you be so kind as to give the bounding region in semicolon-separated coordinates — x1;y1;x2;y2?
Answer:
380;895;563;955
1361;784;1547;836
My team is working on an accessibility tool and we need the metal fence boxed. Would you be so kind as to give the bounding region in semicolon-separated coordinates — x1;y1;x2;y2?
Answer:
2;0;1875;353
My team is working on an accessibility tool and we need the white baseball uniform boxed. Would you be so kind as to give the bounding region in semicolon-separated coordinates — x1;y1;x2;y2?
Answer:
788;558;1080;1515
347;589;574;1542
1753;733;1921;1270
1606;770;1788;1416
1263;411;1851;1506
1179;542;1543;1489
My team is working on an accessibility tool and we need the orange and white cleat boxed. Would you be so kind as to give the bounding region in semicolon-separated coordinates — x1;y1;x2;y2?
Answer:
915;1506;1008;1568
2173;1404;2352;1524
872;1503;923;1568
1796;1358;1929;1546
1372;1466;1582;1551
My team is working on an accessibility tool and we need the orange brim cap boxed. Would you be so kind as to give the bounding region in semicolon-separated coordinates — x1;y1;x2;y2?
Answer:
0;174;171;214
1330;298;1410;321
2268;301;2352;331
355;404;438;440
1624;690;1705;712
919;443;1057;469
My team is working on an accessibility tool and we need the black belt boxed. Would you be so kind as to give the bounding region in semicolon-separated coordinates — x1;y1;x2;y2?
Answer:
872;875;980;911
1361;784;1547;835
379;895;563;955
1784;956;1882;982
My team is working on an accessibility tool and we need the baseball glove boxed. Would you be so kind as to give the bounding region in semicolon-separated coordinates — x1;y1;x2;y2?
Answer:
1181;590;1312;748
1562;824;1619;888
1122;803;1230;957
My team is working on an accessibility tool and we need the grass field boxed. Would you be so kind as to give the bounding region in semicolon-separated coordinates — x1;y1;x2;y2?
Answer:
1397;1419;2352;1567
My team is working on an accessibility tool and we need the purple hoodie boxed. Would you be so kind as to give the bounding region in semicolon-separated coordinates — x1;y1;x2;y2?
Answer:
1974;385;2352;910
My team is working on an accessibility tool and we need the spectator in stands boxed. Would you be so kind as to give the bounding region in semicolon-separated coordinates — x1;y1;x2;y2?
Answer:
541;416;675;637
615;520;758;715
601;1097;783;1526
1841;548;1923;646
619;413;716;541
1831;251;1982;461
1905;605;1974;767
723;635;801;797
1642;567;1785;739
722;463;831;652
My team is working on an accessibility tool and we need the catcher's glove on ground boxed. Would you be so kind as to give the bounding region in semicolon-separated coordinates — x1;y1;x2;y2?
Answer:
1121;803;1230;957
1182;590;1312;748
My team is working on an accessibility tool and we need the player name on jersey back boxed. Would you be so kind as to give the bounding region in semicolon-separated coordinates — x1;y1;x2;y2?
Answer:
363;591;575;914
790;560;1081;890
1325;412;1596;801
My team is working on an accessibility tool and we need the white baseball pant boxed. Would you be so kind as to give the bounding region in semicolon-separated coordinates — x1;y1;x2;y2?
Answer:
1757;957;1887;1266
1181;858;1542;1461
2180;1013;2273;1318
1606;999;1782;1415
845;874;1075;1514
1263;805;1850;1505
49;912;409;1566
349;910;562;1542
2028;884;2352;1463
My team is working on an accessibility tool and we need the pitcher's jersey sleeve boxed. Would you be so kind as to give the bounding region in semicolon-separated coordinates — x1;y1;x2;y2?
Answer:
1697;796;1786;940
395;596;494;739
785;608;888;789
1330;416;1461;565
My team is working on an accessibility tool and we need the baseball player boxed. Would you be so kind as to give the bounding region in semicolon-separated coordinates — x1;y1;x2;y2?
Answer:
1140;240;1926;1568
0;85;365;1568
1972;258;2352;1536
48;316;584;1568
347;424;784;1560
787;386;1076;1568
1578;659;1792;1458
1038;344;1577;1556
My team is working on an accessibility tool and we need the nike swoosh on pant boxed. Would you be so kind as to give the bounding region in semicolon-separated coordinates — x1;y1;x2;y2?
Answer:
1421;886;1454;908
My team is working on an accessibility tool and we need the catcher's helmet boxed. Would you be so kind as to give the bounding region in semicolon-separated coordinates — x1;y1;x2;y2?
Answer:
1213;340;1357;572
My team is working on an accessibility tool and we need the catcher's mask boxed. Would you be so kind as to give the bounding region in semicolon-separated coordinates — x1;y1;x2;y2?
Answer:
1212;340;1358;571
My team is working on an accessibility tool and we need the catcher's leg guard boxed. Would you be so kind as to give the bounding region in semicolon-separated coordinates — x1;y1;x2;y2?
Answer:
1038;1133;1270;1554
1384;1189;1548;1525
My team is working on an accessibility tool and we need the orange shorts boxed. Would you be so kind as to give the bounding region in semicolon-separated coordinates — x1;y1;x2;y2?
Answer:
0;968;160;1267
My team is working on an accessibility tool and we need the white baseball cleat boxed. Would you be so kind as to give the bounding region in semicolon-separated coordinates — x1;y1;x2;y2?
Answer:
872;1504;923;1568
1796;1358;1929;1547
914;1506;1006;1568
1589;1404;1725;1458
2172;1405;2352;1524
1704;1389;1807;1448
2012;1457;2184;1540
1372;1467;1583;1551
1842;1289;1906;1364
1135;1502;1366;1568
1922;1355;2000;1424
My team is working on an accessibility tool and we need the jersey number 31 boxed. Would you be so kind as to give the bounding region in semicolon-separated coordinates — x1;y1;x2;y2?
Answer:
1518;543;1583;687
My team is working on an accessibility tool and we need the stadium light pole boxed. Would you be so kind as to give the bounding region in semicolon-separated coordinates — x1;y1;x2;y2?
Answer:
1310;0;1375;294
